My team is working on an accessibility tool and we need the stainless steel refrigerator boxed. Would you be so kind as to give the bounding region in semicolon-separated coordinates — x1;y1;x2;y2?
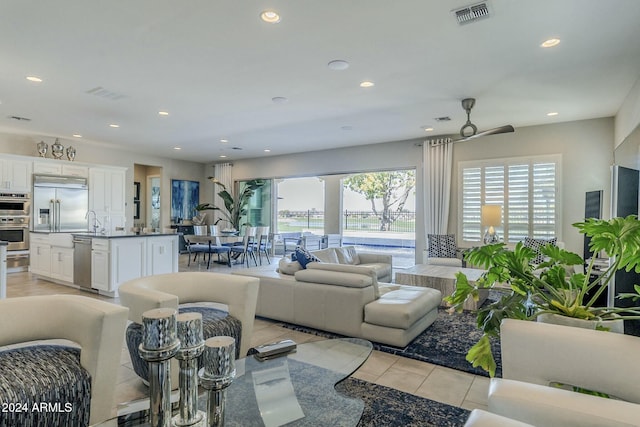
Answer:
33;175;89;232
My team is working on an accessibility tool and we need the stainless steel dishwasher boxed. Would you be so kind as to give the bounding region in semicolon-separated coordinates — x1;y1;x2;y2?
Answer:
73;235;93;289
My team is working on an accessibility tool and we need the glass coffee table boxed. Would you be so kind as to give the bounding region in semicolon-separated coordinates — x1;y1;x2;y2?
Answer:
99;338;372;427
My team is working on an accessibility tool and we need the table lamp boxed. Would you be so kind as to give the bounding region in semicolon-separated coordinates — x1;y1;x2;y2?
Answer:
481;205;502;244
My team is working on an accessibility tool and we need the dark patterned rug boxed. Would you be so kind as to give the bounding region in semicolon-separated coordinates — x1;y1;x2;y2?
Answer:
278;296;502;377
338;377;470;427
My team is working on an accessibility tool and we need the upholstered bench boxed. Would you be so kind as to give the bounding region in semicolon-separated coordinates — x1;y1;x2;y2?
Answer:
126;305;242;382
362;285;441;347
365;286;441;329
0;345;91;427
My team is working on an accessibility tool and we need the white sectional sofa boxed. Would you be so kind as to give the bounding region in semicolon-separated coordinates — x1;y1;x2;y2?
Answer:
233;246;442;347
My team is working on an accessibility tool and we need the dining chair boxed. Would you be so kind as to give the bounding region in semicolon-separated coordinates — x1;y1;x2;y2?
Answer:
255;226;271;265
230;226;258;267
184;234;210;267
207;224;232;267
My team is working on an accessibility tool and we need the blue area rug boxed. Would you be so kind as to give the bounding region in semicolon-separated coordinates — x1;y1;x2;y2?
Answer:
338;377;470;427
278;301;502;378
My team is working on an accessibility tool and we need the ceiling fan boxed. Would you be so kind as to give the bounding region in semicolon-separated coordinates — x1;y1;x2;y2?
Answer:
440;98;514;143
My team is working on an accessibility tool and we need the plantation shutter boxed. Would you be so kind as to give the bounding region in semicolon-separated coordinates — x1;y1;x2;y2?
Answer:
459;155;560;244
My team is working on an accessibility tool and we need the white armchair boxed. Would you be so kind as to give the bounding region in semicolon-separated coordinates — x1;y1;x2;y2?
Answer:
119;272;259;384
0;295;128;426
487;318;640;427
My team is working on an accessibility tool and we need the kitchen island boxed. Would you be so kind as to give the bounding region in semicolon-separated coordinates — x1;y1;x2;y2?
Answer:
31;232;179;297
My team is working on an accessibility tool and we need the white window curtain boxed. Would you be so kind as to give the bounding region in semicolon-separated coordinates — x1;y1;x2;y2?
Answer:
212;162;233;225
423;138;454;236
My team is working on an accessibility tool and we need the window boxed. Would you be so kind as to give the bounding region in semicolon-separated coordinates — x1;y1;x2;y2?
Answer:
459;155;561;245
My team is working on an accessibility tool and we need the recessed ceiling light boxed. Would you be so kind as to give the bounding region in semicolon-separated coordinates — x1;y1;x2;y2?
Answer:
220;139;228;143
260;10;281;23
272;96;288;104
547;112;559;116
158;111;169;116
219;155;227;158
541;38;560;48
422;127;434;132
72;134;82;138
264;149;271;153
359;81;375;88
26;76;43;83
109;124;120;128
328;60;350;71
173;146;181;150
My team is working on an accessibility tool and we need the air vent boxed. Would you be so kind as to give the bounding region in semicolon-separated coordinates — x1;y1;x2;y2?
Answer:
7;115;31;121
85;86;127;101
453;2;490;25
434;117;451;122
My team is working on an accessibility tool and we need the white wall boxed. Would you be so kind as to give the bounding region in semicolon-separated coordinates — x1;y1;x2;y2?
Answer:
0;133;210;229
615;75;640;148
453;118;613;254
227;117;615;257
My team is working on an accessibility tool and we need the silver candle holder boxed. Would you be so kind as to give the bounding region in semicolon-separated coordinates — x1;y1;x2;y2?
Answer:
198;336;236;427
172;312;205;427
139;308;181;427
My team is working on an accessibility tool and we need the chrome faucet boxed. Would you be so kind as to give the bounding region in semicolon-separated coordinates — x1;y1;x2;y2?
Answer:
85;210;101;233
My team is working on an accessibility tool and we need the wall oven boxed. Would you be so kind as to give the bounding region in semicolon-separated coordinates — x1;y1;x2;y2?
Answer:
0;216;29;251
0;192;30;216
0;192;31;269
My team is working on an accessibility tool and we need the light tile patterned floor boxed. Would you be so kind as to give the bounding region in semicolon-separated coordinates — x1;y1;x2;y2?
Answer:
5;253;489;413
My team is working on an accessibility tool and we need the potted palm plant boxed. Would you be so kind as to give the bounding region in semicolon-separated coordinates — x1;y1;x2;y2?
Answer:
444;215;640;377
195;178;265;231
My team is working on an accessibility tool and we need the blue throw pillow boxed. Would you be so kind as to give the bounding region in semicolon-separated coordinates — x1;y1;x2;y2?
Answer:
294;246;320;269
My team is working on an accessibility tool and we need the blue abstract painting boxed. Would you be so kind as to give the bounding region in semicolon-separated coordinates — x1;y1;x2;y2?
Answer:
171;180;200;222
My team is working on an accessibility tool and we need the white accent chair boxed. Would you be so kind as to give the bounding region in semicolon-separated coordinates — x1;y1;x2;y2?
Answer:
486;318;640;427
119;272;259;384
0;295;128;426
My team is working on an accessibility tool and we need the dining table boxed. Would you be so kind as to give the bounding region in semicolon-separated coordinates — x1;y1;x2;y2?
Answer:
183;234;241;268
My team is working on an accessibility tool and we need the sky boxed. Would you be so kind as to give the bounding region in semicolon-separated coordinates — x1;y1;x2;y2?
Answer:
277;176;416;212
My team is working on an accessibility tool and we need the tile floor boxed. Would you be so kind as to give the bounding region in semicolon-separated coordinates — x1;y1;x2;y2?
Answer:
4;252;489;415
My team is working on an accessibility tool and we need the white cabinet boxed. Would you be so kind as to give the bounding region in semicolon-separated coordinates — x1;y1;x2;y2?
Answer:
30;233;74;284
89;167;126;232
91;239;110;292
30;234;51;276
0;157;32;192
33;162;62;175
111;238;146;286
33;161;88;177
51;247;74;283
90;235;178;296
147;235;179;275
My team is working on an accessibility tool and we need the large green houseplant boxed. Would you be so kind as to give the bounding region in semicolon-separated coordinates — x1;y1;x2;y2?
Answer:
195;178;265;231
444;215;640;377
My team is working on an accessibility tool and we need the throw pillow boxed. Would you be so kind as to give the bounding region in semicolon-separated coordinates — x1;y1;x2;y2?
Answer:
337;246;360;265
428;234;457;258
278;257;302;275
523;237;557;264
294;246;320;269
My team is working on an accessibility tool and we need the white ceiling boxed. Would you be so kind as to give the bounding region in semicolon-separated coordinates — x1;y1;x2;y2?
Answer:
1;1;640;163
